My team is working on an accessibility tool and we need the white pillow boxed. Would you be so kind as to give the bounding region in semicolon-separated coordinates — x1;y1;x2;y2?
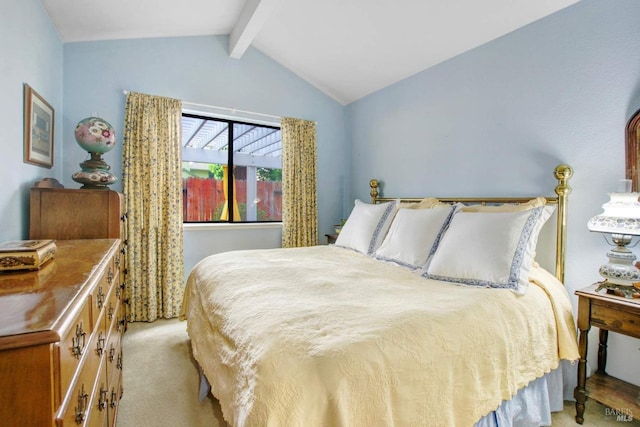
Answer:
374;205;457;269
423;206;552;294
335;199;398;255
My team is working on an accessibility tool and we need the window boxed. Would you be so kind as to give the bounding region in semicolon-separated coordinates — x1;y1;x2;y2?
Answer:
182;113;282;223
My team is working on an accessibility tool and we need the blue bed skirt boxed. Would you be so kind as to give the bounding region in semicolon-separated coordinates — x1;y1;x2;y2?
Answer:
476;360;576;427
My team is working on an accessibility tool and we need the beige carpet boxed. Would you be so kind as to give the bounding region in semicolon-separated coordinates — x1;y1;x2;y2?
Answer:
117;319;639;427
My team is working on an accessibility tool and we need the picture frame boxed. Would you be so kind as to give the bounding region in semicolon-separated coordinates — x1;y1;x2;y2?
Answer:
24;83;54;168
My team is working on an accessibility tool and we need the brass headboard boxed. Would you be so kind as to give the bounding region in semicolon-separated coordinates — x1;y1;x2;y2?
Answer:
369;164;573;284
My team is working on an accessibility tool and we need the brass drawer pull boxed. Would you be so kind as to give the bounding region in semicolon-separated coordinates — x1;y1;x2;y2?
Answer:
72;321;86;358
109;344;116;362
98;386;108;410
110;388;118;409
97;287;105;310
108;302;115;320
117;351;123;370
96;332;106;356
75;384;88;424
107;268;114;285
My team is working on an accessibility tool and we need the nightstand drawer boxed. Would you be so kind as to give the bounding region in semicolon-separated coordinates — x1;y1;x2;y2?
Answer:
591;299;640;337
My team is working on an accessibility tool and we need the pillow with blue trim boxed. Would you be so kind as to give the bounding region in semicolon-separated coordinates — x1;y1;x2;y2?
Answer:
374;204;458;270
335;199;399;256
423;206;552;294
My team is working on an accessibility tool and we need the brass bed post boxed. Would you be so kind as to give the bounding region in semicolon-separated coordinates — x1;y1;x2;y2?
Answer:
554;164;573;284
370;179;379;203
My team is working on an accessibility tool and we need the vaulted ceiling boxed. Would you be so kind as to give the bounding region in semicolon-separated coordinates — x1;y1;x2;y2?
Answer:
41;0;580;105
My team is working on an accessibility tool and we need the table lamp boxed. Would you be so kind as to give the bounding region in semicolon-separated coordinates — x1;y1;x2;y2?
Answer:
71;116;117;189
587;180;640;296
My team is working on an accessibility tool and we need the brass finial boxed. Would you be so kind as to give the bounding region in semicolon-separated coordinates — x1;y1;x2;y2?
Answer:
554;164;573;197
370;179;379;203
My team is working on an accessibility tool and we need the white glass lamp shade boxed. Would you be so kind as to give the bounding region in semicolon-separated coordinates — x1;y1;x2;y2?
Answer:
587;192;640;234
588;192;640;286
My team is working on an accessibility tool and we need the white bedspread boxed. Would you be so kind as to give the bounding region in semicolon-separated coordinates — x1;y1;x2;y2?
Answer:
182;245;578;427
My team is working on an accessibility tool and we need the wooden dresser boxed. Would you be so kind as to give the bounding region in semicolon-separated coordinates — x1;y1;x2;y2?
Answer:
0;239;125;426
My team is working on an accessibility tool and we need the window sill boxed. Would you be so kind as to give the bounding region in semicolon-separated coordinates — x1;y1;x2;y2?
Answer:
183;222;282;231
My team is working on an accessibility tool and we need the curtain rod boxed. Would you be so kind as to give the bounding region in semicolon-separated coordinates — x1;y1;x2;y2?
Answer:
122;90;281;121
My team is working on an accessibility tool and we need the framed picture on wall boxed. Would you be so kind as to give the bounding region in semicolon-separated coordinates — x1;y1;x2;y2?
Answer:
23;83;54;168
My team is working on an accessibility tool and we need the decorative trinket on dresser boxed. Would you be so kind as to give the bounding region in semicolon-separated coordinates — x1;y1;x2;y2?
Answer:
0;239;56;271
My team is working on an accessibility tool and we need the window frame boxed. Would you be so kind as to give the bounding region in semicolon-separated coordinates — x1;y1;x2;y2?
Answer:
182;112;282;224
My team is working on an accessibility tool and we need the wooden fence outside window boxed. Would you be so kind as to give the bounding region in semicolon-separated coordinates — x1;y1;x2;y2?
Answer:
183;178;282;222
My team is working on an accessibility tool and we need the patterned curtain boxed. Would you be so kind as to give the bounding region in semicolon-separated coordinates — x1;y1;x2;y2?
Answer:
281;117;318;247
122;92;184;321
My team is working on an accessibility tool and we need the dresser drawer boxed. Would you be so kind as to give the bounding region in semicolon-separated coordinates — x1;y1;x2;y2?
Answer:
88;361;109;427
92;312;109;369
106;282;120;330
91;261;117;330
59;297;93;398
106;332;122;383
56;334;103;426
114;250;123;276
56;379;93;426
108;366;123;426
91;283;107;332
591;300;640;337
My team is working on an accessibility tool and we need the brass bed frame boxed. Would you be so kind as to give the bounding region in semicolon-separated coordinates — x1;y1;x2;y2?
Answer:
369;164;573;283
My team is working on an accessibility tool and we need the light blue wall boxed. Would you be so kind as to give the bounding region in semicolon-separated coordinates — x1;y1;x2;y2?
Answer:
346;0;640;385
0;0;63;240
63;35;348;275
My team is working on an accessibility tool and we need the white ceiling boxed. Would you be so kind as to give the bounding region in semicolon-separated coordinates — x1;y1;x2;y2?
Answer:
41;0;580;105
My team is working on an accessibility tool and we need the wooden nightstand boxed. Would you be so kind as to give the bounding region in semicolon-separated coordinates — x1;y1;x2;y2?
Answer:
325;233;338;244
574;283;640;424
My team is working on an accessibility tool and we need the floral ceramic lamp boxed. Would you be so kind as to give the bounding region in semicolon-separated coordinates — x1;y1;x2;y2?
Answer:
72;116;117;189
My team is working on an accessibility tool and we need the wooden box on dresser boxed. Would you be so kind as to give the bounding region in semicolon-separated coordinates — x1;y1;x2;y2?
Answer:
0;239;126;426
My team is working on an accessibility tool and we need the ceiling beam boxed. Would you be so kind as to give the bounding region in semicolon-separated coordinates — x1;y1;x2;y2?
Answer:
229;0;282;59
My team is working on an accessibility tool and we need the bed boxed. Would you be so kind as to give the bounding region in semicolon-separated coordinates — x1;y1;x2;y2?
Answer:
181;164;579;427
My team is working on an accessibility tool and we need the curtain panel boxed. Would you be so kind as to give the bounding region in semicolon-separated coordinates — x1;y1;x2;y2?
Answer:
122;92;184;321
281;117;318;248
